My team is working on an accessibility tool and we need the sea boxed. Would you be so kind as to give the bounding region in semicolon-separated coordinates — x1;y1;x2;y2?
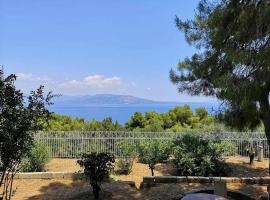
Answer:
50;102;219;124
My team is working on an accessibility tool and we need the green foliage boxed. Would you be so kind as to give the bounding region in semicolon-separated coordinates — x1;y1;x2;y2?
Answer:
166;123;186;132
120;143;137;158
115;158;133;175
45;114;86;131
137;140;172;176
45;104;226;133
143;122;164;132
115;142;136;175
172;134;227;176
21;142;50;172
125;112;147;130
195;108;208;120
46;114;124;131
167;105;193;127
170;0;270;135
77;152;115;199
211;140;236;157
161;113;174;129
0;69;54;200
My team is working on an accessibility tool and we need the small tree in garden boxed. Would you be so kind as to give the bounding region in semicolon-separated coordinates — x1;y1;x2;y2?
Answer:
138;140;171;176
0;69;54;200
77;152;115;200
115;143;137;175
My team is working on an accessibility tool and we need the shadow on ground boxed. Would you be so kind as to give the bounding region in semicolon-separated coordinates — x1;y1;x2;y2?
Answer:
227;183;267;200
227;161;268;177
27;179;141;200
22;178;267;200
155;163;177;176
25;157;269;200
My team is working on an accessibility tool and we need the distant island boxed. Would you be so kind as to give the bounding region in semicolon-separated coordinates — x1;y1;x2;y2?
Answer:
53;94;180;107
51;94;219;123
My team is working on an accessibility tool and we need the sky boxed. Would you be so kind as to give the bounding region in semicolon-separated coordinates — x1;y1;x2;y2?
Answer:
0;0;214;102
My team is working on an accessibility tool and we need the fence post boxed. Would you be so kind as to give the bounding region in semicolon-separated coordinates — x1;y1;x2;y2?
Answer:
258;145;264;162
214;181;227;198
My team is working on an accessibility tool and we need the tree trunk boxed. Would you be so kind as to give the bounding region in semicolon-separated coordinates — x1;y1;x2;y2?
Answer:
92;184;100;200
151;168;154;176
149;163;155;176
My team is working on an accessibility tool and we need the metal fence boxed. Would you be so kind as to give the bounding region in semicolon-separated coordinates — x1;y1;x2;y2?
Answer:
34;131;269;158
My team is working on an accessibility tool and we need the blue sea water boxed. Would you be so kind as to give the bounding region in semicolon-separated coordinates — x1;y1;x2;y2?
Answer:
50;103;219;124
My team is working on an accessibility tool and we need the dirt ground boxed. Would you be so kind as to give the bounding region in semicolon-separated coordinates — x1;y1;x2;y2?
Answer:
45;156;270;187
226;156;269;177
11;179;267;200
9;156;270;200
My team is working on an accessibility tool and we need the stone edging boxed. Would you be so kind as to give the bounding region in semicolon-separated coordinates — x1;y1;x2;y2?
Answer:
14;173;270;185
15;172;84;180
143;176;270;184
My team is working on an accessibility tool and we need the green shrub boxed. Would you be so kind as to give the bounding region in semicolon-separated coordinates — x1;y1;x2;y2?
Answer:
211;140;236;156
21;142;50;172
77;152;115;200
172;134;227;176
115;157;133;175
114;142;137;175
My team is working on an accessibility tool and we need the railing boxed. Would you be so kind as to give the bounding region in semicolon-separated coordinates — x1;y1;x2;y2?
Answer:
34;131;269;158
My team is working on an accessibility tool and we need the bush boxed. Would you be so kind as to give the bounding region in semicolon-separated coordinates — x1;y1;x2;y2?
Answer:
115;143;136;175
20;142;50;172
77;152;115;200
172;134;227;176
137;140;172;176
115;158;133;175
211;140;236;156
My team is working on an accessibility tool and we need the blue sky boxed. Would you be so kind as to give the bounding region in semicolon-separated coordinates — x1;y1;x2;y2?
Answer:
1;0;213;102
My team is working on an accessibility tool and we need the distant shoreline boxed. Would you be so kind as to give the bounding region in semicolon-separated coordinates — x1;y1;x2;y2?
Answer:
50;103;219;124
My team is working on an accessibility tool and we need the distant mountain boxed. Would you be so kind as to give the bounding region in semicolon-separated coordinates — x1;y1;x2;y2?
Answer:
53;94;167;107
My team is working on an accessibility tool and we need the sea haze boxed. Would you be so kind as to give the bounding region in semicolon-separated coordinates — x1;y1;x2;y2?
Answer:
50;94;219;124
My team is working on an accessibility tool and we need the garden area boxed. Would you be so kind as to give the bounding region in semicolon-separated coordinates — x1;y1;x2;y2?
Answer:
10;133;270;200
10;155;270;200
1;0;270;199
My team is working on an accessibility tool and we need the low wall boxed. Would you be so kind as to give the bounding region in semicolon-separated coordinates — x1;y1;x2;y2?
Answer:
143;176;270;185
15;172;270;185
15;172;84;180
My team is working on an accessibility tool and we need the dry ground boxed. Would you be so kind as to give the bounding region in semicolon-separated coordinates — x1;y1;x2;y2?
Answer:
9;156;270;200
11;180;267;200
45;156;270;187
226;156;269;177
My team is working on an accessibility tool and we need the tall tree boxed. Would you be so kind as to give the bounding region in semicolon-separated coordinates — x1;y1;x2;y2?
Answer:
170;0;270;167
0;69;54;199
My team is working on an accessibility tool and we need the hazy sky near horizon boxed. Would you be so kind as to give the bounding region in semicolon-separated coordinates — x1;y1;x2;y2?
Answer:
1;0;214;102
